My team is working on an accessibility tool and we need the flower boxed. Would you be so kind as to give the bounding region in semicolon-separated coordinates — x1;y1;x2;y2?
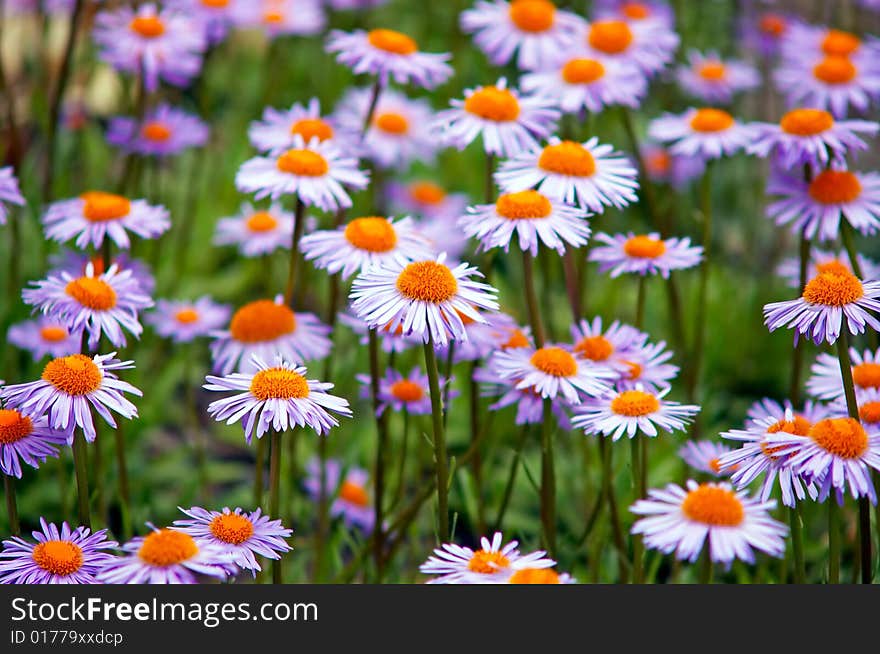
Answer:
763;268;880;345
0;353;141;443
676;50;760;104
573;385;699;439
639;142;705;189
357;367;454;416
474;364;572;428
741;11;792;58
774;52;880;118
648;108;754;159
213;202;296;257
419;532;555;584
325;27;453;89
442;310;531;363
592;0;675;30
97;527;231;584
350;254;499;347
506;567;575;584
300;215;434;280
106;103;209;157
49;250;156;296
42;191;170;250
614;339;679;391
835;387;880;430
0;519;117;584
387;180;469;222
23;263;153;350
776;249;880;290
0;408;68;478
0;166;25;225
460;0;585;71
630;480;788;565
204;354;352;441
433;78;560;159
248;98;345;155
235;134;369;210
7;316;81;361
166;0;247;44
146;297;231;343
236;0;326;38
569;316;647;373
780;24;880;77
303;458;374;531
460;190;591;256
209;296;332;375
589;232;702;278
172;506;291;575
808;347;880;401
495;137;639;212
576;15;679;78
679;440;736;477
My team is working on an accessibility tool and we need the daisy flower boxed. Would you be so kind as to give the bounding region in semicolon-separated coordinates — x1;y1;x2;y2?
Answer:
300;215;434;280
459;0;585;71
350;254;499;347
356;367;455;416
569;316;646;372
747;108;879;169
236;0;325;38
42;191;170;250
166;0;246;44
0;519;117;585
741;11;792;58
0;408;68;478
48;250;156;297
615;339;679;391
495;137;639;212
763;268;880;345
209;296;332;375
460;190;591;256
506;568;575;584
325;27;453;89
589;232;702;279
775;52;880;118
173;506;291;576
592;0;675;30
7;316;81;361
808;347;880;401
676;50;761;104
777;249;880;290
0;166;25;225
630;480;788;565
97;527;230;584
433;78;560;159
639;142;705;189
833;387;880;430
303;458;374;532
93;3;206;93
205;355;351;441
248;98;344;155
387;180;469;222
576;16;679;78
235;134;369;211
106;103;209;157
1;353;141;444
474;364;572;429
573;385;699;440
214;202;295;257
147;297;231;343
443;311;532;363
679;440;736;477
419;532;555;584
648;108;754;159
23;263;153;350
780;24;880;74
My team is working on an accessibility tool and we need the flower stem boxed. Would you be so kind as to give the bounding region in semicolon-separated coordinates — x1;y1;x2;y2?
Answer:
789;230;811;405
390;408;410;512
599;436;629;582
828;498;841;584
562;249;582;320
368;329;390;580
284;198;306;307
361;79;383;138
540;398;557;557
113;424;132;539
521;250;546;348
71;431;91;529
4;475;20;536
269;431;283;584
630;437;645;584
698;548;713;584
840;222;878;350
493;425;529;530
789;506;806;583
468;361;486;534
635;275;647;329
424;335;449;542
485;153;496;204
253;436;265;508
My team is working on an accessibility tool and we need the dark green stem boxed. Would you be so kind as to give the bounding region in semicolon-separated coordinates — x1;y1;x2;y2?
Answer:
4;475;19;536
828;499;840;584
789;506;806;584
71;431;91;528
284;198;306;306
269;432;283;583
522;250;546;348
698;548;713;584
540;398;557;557
424;335;449;542
493;425;529;530
253;436;265;508
368;329;390;580
599;436;629;582
789;230;811;404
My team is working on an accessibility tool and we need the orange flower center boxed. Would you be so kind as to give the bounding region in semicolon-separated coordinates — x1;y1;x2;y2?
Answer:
681;484;744;526
509;568;561;584
610;389;660;416
802;270;864;306
209;513;254;545
339;480;369;507
816;260;851;276
561;58;606;84
389;379;424;403
201;0;230;7
588;20;633;54
374;112;410;134
502;328;530;349
859;401;880;424
822;29;860;57
229;300;296;343
623;235;666;258
129;15;165;38
689;108;735;133
530;347;577;377
175;308;199;324
367;28;418;55
246;211;279;233
853;362;880;389
467;549;510;574
80;191;131;223
623;360;642;380
698;62;727;80
621;2;650;19
767;414;812;436
495;190;553;220
574;335;614;361
538;141;596;176
813;56;857;84
759;13;786;37
810;417;868;459
0;409;33;445
65;276;118;311
464;86;521;122
290;118;334;143
410;182;446;205
509;0;555;32
780;108;833;135
141;121;172;141
396;261;459;303
808;170;862;205
708;458;723;474
263;9;284;24
139;529;198;567
32;540;84;576
40;325;69;342
276;149;329;177
42;354;103;396
250;367;309;401
343;216;398;252
646;150;671;175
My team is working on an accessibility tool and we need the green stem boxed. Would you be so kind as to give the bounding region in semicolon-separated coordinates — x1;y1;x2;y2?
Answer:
599;436;629;582
630;437;644;584
368;329;390;580
424;335;449;542
361;79;383;138
540;398;557;557
562;248;582;320
789;506;806;584
284;198;306;307
390;408;410;512
522;250;546;348
789;230;811;405
635;276;647;330
468;362;486;534
253;436;265;508
840;222;878;350
4;475;19;536
493;425;529;530
314;434;328;582
442;343;455;429
71;431;91;528
698;548;714;584
485;153;496;204
828;499;840;584
269;432;283;584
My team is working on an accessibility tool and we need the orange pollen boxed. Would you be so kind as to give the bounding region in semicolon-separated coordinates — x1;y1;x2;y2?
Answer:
290;118;334;143
396;261;458;303
344;217;398;252
588;20;634;54
201;0;230;7
80;191;131;223
42;355;102;396
530;347;577;377
65;276;118;311
808;170;862;205
140;121;172;141
40;325;69;342
175;308;199;324
410;182;446;205
681;484;744;526
561;58;606;84
760;13;786;37
780;108;834;135
263;10;284;24
816;260;851;276
374;112;410;134
250;367;309;401
538;141;596;176
495;190;553;220
809;417;868;459
138;529;198;567
209;513;254;545
822;29;860;57
574;335;614;361
246;211;279;233
509;0;555;33
0;410;33;445
859;401;880;424
509;568;561;584
339;480;369;507
467;549;510;574
698;62;727;80
623;235;666;258
802;270;863;306
813;56;857;85
623;360;642;380
689;108;735;132
367;28;418;55
276;149;329;177
646;150;671;175
708;458;723;474
853;362;880;389
229;300;296;343
767;415;812;436
129;15;165;38
502;328;530;349
464;86;521;122
390;379;424;403
621;2;650;19
610;389;660;416
32;540;84;576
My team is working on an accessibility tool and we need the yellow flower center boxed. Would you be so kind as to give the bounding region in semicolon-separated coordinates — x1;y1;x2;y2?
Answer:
290;118;334;143
250;367;309;400
464;86;521;122
574;335;614;361
859;401;880;424
530;347;577;377
610;389;660;416
780;108;833;135
808;170;862;205
80;191;131;223
40;325;69;342
209;513;254;545
681;484;744;526
509;0;556;33
822;29;860;57
759;13;786;37
689;108;735;133
229;300;296;343
802;270;863;306
502;328;530;349
561;58;606;84
538;141;596;176
246;211;279;233
809;417;868;459
343;216;398;252
390;379;424;402
853;362;880;390
813;55;857;85
621;2;650;19
0;409;33;445
495;190;553;220
32;540;84;576
276;149;329;177
588;20;633;54
698;62;727;80
367;28;418;55
140;121;172;141
42;354;103;396
129;15;165;38
410;182;446;205
509;568;561;584
339;480;369;506
623;235;666;258
175;308;199;324
65;276;118;311
467;549;510;574
396;261;459;303
138;529;198;567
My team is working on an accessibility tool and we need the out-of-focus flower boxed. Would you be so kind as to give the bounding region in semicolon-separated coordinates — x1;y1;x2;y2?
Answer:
106;103;209;157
